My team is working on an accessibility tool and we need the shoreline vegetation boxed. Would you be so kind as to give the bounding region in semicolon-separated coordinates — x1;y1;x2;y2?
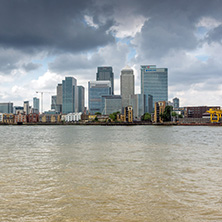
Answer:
0;122;221;126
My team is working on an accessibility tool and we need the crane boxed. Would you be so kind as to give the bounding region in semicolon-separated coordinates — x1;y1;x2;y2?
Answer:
36;91;54;113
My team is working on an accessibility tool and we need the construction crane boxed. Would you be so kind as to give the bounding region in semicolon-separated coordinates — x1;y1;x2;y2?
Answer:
36;91;54;113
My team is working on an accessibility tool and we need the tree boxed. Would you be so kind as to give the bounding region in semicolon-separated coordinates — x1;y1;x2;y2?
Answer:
141;113;151;121
95;112;101;115
161;106;173;122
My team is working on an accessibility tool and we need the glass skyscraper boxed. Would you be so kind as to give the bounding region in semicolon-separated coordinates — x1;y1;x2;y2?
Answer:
33;97;39;114
96;67;114;95
77;86;85;113
141;65;168;107
62;77;78;114
0;102;13;113
88;81;111;114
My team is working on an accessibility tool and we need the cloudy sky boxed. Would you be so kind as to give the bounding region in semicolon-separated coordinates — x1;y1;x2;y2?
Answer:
0;0;222;110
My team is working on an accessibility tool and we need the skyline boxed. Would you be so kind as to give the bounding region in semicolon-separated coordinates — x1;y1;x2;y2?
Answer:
0;0;222;110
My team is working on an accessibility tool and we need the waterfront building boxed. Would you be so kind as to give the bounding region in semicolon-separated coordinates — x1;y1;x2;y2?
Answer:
97;67;114;95
141;65;168;106
88;81;111;114
184;106;220;118
27;113;39;123
124;106;133;123
120;66;134;110
78;86;85;113
14;113;27;124
62;77;78;114
65;112;82;122
56;83;63;113
101;95;122;115
33;97;39;114
173;97;180;109
154;101;166;123
0;113;3;122
23;101;29;114
0;102;13;113
39;114;61;123
3;113;14;124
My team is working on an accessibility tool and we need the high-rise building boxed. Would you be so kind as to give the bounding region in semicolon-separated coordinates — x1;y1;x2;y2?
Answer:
33;97;39;114
56;83;62;113
0;102;13;113
97;67;114;95
101;95;122;115
51;95;57;110
120;65;134;110
141;65;168;106
78;86;85;113
88;81;111;114
24;101;29;114
173;97;179;109
62;77;78;114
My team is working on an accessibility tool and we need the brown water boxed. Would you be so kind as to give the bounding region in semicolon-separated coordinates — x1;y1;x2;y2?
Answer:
0;125;222;221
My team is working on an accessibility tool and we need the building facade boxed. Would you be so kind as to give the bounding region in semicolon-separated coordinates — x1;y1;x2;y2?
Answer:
120;66;134;110
96;67;114;95
101;95;122;115
154;101;166;123
0;102;13;113
33;97;40;114
141;65;168;106
184;106;220;118
78;86;85;113
51;95;57;110
173;97;180;109
88;81;111;114
24;101;30;114
62;77;78;114
14;113;27;124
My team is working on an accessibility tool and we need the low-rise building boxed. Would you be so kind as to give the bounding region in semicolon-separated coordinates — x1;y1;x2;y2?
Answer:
184;106;220;118
65;113;82;122
0;113;3;122
39;114;61;123
14;113;27;124
3;113;14;124
154;101;166;123
27;113;39;123
124;106;133;123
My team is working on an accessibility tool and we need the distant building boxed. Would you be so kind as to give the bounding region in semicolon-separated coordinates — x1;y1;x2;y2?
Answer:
3;113;14;124
0;102;13;113
33;97;39;114
0;113;3;122
88;81;111;114
27;113;39;123
51;95;57;110
120;65;134;110
24;101;29;114
13;106;24;114
97;66;114;95
141;65;168;106
154;101;166;123
39;114;61;123
124;106;133;123
173;97;179;109
14;113;27;124
78;86;85;113
65;113;82;122
62;77;78;114
101;95;122;115
56;83;63;113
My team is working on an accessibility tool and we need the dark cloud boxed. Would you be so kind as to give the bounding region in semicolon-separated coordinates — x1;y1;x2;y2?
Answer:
206;25;222;44
22;63;42;72
0;0;115;53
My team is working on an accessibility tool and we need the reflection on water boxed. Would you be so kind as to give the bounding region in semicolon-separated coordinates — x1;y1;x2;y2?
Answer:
0;125;222;221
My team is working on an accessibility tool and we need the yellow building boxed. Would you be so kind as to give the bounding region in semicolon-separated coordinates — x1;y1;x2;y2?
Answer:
207;108;222;123
88;115;97;121
154;101;166;123
124;106;133;123
3;114;14;124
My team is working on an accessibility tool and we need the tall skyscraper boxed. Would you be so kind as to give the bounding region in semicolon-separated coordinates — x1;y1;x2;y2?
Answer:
120;65;134;109
141;65;168;106
0;102;13;113
56;83;62;113
51;95;57;110
96;67;114;95
77;86;85;113
88;81;111;114
24;101;29;114
62;77;78;114
33;97;39;114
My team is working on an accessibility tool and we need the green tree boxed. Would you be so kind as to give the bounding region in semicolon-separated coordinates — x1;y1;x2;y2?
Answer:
161;106;173;122
95;112;101;115
142;113;151;121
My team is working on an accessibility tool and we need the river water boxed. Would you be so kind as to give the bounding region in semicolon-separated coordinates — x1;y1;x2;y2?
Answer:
0;125;222;221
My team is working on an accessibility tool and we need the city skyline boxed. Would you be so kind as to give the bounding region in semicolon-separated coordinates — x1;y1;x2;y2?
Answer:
0;0;222;110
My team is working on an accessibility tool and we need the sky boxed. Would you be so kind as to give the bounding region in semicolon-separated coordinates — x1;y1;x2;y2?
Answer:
0;0;222;111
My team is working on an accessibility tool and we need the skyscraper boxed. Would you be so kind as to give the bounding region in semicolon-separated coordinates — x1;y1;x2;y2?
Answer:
88;81;111;114
120;65;134;109
0;102;13;113
173;97;179;109
78;86;85;113
51;95;57;110
24;101;29;114
62;77;78;114
96;67;114;95
33;97;39;114
141;65;168;106
56;83;62;113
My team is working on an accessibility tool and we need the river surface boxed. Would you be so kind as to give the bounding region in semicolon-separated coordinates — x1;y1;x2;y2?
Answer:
0;125;222;221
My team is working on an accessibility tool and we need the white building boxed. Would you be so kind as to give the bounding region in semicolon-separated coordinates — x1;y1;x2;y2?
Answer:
65;113;82;122
0;113;3;122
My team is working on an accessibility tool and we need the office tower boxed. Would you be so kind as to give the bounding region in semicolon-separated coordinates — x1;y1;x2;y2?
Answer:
120;65;134;109
88;81;111;114
51;95;57;110
101;95;122;115
13;106;24;114
77;86;85;113
62;77;78;114
97;67;114;95
33;97;39;114
56;83;62;113
0;102;13;113
23;101;29;114
173;97;179;109
141;65;168;106
129;94;146;120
